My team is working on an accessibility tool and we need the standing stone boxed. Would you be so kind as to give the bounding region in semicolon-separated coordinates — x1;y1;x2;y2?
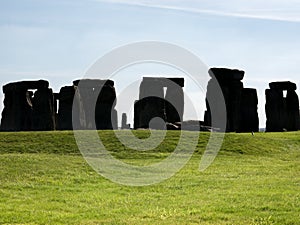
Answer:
57;86;86;130
204;68;259;132
95;83;118;130
238;88;259;132
269;81;297;90
266;81;299;132
286;90;300;131
265;89;284;131
165;78;184;124
205;68;244;132
134;97;166;129
121;113;130;129
32;87;56;131
73;79;118;130
134;77;184;129
139;78;164;100
135;78;165;129
0;89;32;131
73;81;97;129
0;80;55;131
204;79;222;131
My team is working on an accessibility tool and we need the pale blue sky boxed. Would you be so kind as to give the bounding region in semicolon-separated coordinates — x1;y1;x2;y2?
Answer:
0;0;299;127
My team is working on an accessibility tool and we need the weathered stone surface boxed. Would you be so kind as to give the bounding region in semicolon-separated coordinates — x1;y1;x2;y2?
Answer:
269;81;297;91
266;81;299;132
134;77;184;129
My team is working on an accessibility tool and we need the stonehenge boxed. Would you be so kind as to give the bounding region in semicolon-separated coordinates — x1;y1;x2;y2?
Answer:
0;71;299;132
265;81;300;132
204;68;259;132
1;79;118;131
134;77;184;129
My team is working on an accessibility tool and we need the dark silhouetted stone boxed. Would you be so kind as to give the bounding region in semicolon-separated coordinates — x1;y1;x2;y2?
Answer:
205;68;259;132
32;88;56;131
238;88;259;132
134;77;184;129
165;81;184;123
265;89;284;132
57;86;86;130
57;86;74;130
3;80;49;93
134;97;166;129
139;78;164;100
209;68;244;81
74;79;118;130
269;81;297;91
73;79;114;88
0;80;55;131
205;68;243;132
0;89;32;131
286;90;300;131
0;78;137;131
266;81;299;132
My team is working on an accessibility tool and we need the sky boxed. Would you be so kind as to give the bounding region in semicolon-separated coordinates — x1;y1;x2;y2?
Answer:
0;0;299;128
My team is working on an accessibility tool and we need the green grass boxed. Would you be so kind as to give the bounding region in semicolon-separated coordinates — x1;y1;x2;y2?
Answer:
0;131;299;224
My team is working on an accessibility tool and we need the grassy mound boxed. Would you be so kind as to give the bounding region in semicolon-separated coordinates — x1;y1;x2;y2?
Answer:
0;131;299;224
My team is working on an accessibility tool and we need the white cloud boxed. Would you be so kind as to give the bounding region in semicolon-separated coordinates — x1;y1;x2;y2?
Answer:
93;0;300;22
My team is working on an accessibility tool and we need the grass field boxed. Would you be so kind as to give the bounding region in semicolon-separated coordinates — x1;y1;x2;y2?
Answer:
0;131;299;224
